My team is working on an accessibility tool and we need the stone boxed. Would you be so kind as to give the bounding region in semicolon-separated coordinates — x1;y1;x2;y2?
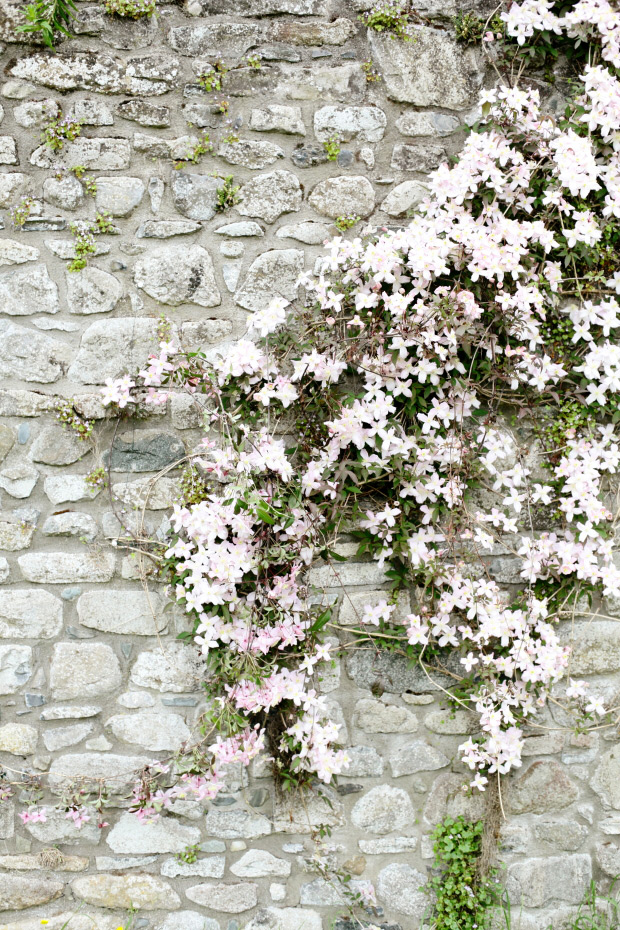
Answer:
300;878;373;907
506;855;591;908
308;176;375;219
314;106;386;143
42;723;94;752
231;850;291;878
106;711;190;751
68;318;158;384
112;475;179;510
370;26;485;107
41;512;98;542
157;913;219;930
234;249;304;312
77;590;167;636
0;137;17;164
185;882;258;913
169;21;260;56
43;175;85;211
8;51;177;96
0;264;59;316
137;219;201;238
351;787;415;835
31;138;132;171
171;171;224;222
0;558;9;583
0;645;32;693
49;754;150;795
271;18;355;45
0;424;15;462
424;709;478;734
131;642;201;692
50;643;122;700
237;170;302;224
18;552;115;584
41;705;102;720
243;909;322;930
389;740;449;777
0;590;63;639
219;139;284;170
509;761;579;814
106;812;201;853
0;874;63;910
161;857;225;879
0;239;39;266
535;821;588;852
0;519;34;551
0;173;33;207
596;842;620;876
46;238;110;261
0;723;37;754
423;773;486;826
44;476;100;504
0;913;117;930
354;698;418;733
359;836;418;855
134;244;220;307
0;464;39;499
250;104;305;135
0;853;87;872
343;745;384;778
95;177;145;217
592;746;620;809
70;98;114;126
0;321;70;383
561;621;620;675
117;99;171;127
29;424;89;466
215;221;264;237
105;429;185;473
396;111;460;136
376;864;428;919
72;874;180;910
391;142;446;172
275;221;330;244
281;63;364;104
346;649;457;694
205;809;271;839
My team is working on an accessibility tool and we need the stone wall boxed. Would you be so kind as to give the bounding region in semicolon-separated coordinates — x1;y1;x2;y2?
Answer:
0;1;616;928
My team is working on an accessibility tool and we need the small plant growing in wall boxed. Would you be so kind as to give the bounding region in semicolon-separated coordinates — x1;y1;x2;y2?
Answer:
215;175;241;212
359;0;413;41
55;400;94;442
454;11;505;45
176;843;201;864
198;62;228;94
102;0;155;18
9;197;35;229
42;111;83;152
16;0;77;47
84;466;107;491
173;132;214;169
245;54;261;69
334;214;360;233
362;59;382;83
70;166;98;195
68;223;96;272
323;134;342;162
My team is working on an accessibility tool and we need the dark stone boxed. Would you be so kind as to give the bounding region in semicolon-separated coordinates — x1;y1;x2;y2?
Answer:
105;431;185;473
17;424;29;444
249;788;270;807
311;49;331;58
221;67;278;98
291;144;328;169
391;142;446;172
117;99;171;128
25;694;46;707
337;150;354;167
336;783;363;796
259;44;301;62
162;697;198;706
212;796;237;806
22;217;66;231
345;649;461;694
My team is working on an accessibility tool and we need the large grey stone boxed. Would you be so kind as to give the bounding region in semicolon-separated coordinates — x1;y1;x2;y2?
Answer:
43;723;95;752
0;722;37;755
218;139;284;170
0;321;70;382
370;26;485;107
72;874;180;910
346;649;457;694
137;219;201;238
343;745;384;777
281;63;364;104
157;914;219;930
68;317;158;384
31;138;132;171
250;104;305;135
535;821;588;852
271;17;355;45
238;170;302;224
308;176;375;219
161;857;225;879
234;249;304;312
168;22;260;56
117;99;171;127
0;590;62;639
354;698;418;734
423;772;486;826
0;874;63;910
107;812;201;853
314;106;386;143
105;429;185;472
18;552;115;584
231;849;291;878
44;175;85;211
9;51;178;96
0;644;32;694
0;137;17;164
0;239;39;267
134;244;220;307
560;621;620;674
95;177;145;217
193;0;326;10
29;424;89;465
376;864;428;919
48;754;150;795
185;882;258;913
50;643;122;700
388;740;449;777
0;463;39;499
112;476;179;510
41;510;97;541
171;171;223;221
592;746;620;810
509;762;579;814
205;808;271;839
106;712;190;751
130;642;202;692
0;173;33;208
44;475;101;504
506;855;591;908
273;786;343;834
351;786;415;835
243;909;322;930
77;589;168;635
